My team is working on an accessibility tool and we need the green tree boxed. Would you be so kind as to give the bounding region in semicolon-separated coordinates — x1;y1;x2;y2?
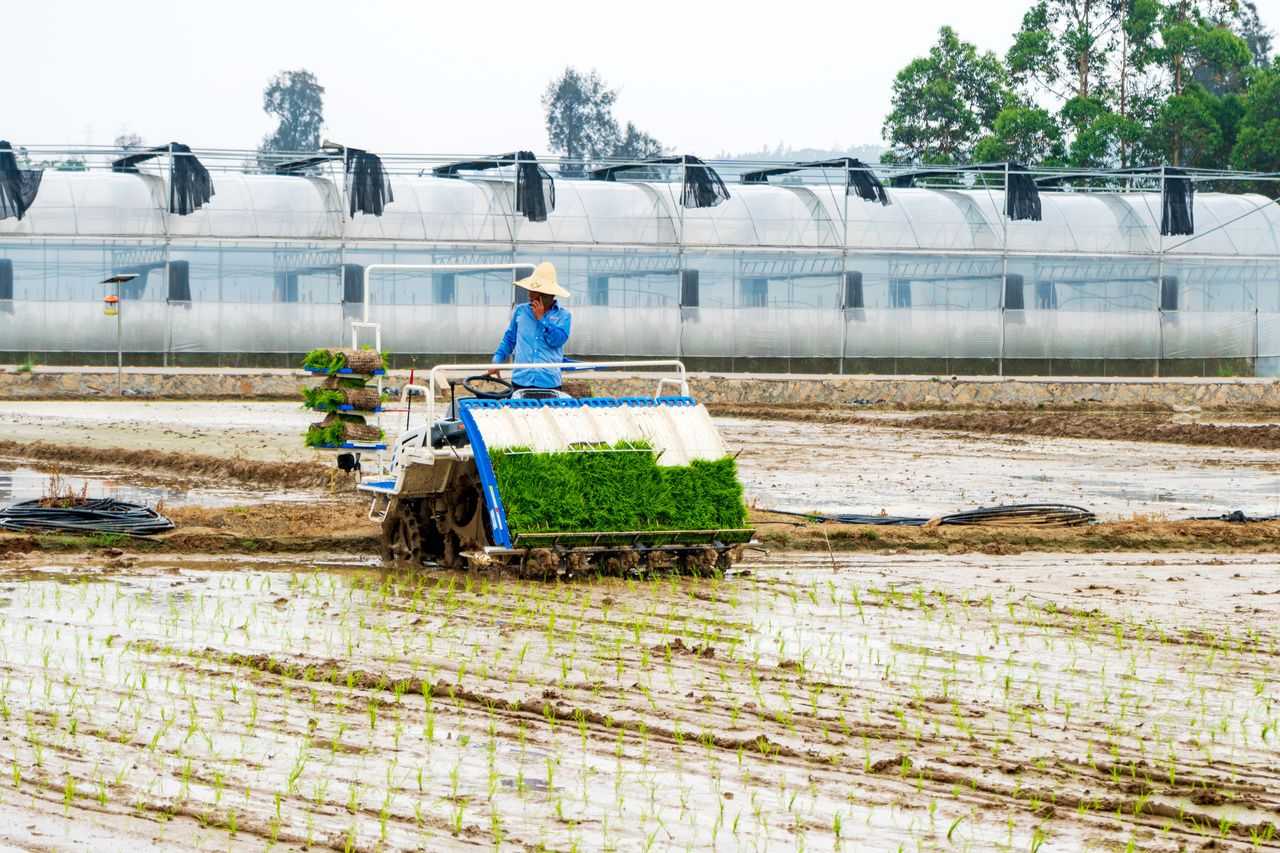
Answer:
881;27;1012;164
113;132;144;151
1231;61;1280;174
1008;0;1126;106
1235;0;1273;66
974;105;1067;164
1151;84;1229;165
542;68;620;172
1070;109;1151;166
613;122;665;160
1152;3;1252;164
258;70;325;165
542;68;665;171
1158;1;1251;96
1111;0;1163;131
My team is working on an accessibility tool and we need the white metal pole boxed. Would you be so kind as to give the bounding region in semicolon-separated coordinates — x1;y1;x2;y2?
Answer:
840;162;850;375
999;162;1010;377
1156;167;1165;379
116;280;123;396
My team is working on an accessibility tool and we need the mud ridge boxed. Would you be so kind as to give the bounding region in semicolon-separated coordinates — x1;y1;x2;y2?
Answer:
884;759;1280;845
899;411;1280;450
0;439;337;489
126;642;864;766
754;511;1280;554
8;503;1280;557
710;404;1280;450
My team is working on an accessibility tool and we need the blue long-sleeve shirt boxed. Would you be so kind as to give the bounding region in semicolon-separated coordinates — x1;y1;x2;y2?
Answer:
492;302;572;388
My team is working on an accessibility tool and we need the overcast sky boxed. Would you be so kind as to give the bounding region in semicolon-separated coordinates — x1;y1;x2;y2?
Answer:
8;0;1279;157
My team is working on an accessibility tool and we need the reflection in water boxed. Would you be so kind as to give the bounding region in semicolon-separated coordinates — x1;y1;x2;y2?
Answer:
0;473;10;503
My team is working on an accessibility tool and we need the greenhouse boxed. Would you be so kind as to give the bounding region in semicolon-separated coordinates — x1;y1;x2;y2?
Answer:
1;143;1278;375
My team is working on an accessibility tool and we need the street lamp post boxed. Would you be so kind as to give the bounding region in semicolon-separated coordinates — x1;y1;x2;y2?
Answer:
101;274;138;396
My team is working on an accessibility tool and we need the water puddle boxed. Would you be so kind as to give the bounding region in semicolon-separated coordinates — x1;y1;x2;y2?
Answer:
0;465;315;509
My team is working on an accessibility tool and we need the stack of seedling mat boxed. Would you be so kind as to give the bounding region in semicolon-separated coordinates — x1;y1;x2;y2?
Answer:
301;348;387;449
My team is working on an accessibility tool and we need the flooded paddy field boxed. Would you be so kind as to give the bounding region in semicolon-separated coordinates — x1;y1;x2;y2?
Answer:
0;550;1276;851
1;397;1278;850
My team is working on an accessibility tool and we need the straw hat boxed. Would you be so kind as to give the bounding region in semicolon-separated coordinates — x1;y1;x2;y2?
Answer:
514;262;570;299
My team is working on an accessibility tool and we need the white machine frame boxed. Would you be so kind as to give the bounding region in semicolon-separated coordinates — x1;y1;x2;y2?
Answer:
336;262;692;474
399;359;690;430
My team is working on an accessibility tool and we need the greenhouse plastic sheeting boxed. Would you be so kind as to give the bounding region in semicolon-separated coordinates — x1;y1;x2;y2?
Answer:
1003;311;1161;360
2;168;1278;375
845;310;1001;359
1159;313;1256;359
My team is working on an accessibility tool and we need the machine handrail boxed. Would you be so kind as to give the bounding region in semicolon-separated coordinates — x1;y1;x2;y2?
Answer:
405;359;689;427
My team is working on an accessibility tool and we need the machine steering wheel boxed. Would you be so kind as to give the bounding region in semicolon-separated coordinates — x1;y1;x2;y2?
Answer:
461;374;514;400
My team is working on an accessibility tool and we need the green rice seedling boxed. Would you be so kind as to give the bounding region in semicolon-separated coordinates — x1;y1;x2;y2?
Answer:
489;441;747;533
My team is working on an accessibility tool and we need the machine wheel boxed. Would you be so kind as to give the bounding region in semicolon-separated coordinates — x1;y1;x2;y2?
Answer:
450;482;480;528
565;552;593;576
684;547;720;576
601;550;641;576
383;508;428;565
645;551;674;572
523;548;561;579
441;531;463;570
431;474;491;571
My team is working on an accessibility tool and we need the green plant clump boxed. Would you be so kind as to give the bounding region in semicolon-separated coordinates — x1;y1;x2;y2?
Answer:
301;387;346;412
302;349;347;375
489;440;748;534
304;422;347;448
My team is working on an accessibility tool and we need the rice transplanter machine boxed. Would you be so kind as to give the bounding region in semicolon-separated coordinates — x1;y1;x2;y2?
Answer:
345;264;754;576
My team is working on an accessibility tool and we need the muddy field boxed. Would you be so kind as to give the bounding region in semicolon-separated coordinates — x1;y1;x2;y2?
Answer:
2;398;1280;850
0;550;1276;851
6;401;1280;520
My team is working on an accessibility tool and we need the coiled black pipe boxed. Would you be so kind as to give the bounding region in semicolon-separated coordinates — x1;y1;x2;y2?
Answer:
0;499;174;536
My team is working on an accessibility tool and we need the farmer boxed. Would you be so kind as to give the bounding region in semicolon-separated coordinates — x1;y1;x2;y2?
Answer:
488;262;572;391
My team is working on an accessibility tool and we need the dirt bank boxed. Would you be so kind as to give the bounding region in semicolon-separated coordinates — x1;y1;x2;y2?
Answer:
0;501;377;558
712;403;1280;449
0;439;338;490
900;410;1280;450
6;502;1280;559
752;510;1280;554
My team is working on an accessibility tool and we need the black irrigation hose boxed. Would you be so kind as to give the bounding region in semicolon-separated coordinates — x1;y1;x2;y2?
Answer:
1188;510;1280;523
0;499;174;536
768;503;1097;528
771;504;1280;527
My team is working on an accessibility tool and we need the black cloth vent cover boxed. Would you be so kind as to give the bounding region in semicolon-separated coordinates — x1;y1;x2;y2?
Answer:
0;141;43;222
514;151;554;223
112;143;214;215
889;162;1041;222
1161;168;1194;237
741;158;889;206
1004;163;1041;222
344;148;393;217
1037;165;1194;236
592;155;730;209
433;153;554;222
